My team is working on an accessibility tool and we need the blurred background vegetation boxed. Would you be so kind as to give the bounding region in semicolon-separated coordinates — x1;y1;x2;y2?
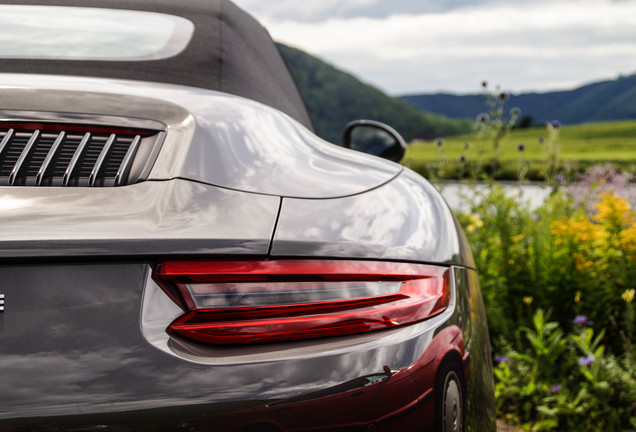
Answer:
457;172;636;431
405;121;636;182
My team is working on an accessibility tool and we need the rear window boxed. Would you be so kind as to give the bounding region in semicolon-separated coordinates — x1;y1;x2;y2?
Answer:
0;5;194;61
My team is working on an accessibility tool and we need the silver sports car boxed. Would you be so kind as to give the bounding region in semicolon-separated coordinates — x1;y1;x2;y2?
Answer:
0;1;495;431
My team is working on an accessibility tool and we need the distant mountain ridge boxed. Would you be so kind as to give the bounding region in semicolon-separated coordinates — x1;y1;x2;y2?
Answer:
401;74;636;125
277;43;471;143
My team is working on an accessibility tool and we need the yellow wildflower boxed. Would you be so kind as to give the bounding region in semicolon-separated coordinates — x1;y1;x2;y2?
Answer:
465;213;484;233
574;291;581;304
551;215;602;244
622;289;635;304
620;223;636;252
550;218;571;237
573;252;596;271
593;191;634;227
523;296;533;306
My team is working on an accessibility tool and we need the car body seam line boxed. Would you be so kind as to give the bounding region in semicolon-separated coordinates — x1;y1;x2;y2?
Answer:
267;196;284;256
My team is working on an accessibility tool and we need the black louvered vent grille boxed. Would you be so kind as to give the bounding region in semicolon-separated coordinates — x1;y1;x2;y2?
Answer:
0;123;163;187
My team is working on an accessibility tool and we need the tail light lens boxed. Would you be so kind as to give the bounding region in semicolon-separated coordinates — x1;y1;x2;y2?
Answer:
153;260;450;345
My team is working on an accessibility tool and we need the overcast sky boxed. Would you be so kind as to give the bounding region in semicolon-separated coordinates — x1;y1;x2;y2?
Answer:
233;0;636;96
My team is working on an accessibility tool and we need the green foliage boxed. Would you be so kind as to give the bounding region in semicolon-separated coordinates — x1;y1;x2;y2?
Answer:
458;181;636;430
517;310;567;380
277;43;471;143
460;180;636;350
493;312;635;431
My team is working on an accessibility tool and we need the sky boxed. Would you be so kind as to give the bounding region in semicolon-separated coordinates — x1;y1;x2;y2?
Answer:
232;0;636;96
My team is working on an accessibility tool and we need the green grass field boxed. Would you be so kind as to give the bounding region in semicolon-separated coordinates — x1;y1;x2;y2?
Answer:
404;120;636;180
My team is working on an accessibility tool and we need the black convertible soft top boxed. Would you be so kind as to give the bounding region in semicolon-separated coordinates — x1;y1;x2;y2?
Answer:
0;0;313;130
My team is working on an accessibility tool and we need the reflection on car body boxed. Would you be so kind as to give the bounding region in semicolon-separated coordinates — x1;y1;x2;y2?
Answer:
0;0;495;431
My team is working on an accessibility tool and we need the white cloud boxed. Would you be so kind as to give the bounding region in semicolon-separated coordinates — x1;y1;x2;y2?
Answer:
233;0;378;22
245;0;636;94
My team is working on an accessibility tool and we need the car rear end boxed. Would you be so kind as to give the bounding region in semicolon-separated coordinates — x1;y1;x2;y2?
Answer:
0;76;494;430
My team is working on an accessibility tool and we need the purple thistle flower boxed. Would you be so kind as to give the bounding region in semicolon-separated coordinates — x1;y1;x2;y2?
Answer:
494;355;510;364
578;355;595;366
565;164;636;213
548;384;561;394
574;315;588;327
550;120;561;129
476;113;489;124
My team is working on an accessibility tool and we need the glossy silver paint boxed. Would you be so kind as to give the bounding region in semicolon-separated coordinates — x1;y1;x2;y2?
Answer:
0;73;467;263
0;180;279;257
273;169;464;265
0;73;401;199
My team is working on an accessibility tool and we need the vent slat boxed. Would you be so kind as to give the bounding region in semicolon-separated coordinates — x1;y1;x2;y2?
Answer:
0;128;14;158
25;134;56;177
52;135;82;179
1;133;30;179
115;135;141;186
36;131;66;186
89;134;116;187
9;130;39;185
62;132;91;187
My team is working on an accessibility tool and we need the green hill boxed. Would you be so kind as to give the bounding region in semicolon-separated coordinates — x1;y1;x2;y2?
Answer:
401;74;636;126
277;43;471;143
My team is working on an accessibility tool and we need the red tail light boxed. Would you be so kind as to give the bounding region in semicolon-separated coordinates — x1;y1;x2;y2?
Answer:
154;260;450;345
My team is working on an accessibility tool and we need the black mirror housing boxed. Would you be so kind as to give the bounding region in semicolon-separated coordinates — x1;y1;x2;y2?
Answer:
341;120;406;162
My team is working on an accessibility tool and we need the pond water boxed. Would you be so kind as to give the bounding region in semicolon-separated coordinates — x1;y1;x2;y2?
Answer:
436;181;552;212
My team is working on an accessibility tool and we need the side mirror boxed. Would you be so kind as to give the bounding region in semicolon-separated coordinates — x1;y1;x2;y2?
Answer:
341;120;406;162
